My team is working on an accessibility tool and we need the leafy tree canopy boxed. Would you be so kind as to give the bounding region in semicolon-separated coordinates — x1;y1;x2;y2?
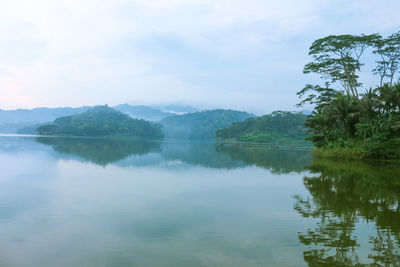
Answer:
161;109;254;140
298;31;400;159
216;111;310;146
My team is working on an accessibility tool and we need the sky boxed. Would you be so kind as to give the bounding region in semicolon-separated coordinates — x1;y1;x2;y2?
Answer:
0;0;399;114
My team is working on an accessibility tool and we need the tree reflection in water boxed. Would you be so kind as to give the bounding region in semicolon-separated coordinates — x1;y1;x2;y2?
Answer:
294;160;400;266
36;137;161;166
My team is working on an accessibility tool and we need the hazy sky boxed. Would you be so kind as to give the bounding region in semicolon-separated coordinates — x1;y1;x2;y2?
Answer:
0;0;399;114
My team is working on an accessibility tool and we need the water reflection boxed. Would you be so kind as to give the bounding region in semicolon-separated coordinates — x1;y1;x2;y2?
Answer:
216;145;312;174
294;159;400;266
36;137;161;166
0;135;311;266
2;135;400;266
33;137;312;172
160;142;247;169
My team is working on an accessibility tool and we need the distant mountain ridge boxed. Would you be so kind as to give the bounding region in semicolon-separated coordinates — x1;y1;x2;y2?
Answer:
21;108;255;139
0;104;195;133
113;104;174;121
2;105;310;144
0;106;91;124
153;104;198;114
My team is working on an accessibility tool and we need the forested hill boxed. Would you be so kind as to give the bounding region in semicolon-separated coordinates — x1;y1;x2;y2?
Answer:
0;104;181;125
216;111;310;145
161;109;255;140
37;106;163;138
0;104;188;133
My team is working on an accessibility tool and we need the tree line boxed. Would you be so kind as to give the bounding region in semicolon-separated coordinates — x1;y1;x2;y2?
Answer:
215;111;310;145
297;31;400;159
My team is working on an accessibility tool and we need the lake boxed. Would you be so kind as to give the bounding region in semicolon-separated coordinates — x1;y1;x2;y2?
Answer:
0;135;399;266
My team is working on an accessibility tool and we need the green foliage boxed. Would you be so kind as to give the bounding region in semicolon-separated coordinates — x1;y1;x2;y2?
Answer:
304;34;379;97
216;111;311;146
302;84;400;159
161;109;254;140
298;31;400;159
312;146;369;160
373;31;400;86
37;105;164;139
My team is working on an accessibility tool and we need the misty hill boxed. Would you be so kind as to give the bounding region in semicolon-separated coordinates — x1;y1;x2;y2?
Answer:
161;109;255;140
153;104;198;114
37;106;164;138
0;104;198;133
113;104;174;121
0;122;38;134
216;111;311;146
0;106;91;133
0;106;90;124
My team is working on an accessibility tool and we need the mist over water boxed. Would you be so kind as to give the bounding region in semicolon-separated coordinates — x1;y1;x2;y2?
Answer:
0;136;398;266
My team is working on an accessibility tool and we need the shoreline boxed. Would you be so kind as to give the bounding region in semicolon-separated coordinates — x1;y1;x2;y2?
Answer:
216;141;313;151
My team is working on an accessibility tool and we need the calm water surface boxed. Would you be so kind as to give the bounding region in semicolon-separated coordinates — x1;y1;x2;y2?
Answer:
0;136;399;266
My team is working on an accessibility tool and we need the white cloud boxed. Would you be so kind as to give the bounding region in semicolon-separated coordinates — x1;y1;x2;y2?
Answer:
0;0;399;111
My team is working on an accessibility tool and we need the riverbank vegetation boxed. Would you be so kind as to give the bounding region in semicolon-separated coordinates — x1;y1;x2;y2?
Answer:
215;111;311;146
298;31;400;159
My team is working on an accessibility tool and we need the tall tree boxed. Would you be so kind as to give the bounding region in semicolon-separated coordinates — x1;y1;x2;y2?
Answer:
297;32;400;159
304;34;379;98
373;31;400;86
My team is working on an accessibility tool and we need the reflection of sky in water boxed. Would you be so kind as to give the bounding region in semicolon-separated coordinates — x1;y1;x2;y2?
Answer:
0;136;398;266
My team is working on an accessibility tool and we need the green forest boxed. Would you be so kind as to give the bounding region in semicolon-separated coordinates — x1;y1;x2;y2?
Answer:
215;111;310;146
161;109;254;140
37;105;164;138
297;31;400;159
